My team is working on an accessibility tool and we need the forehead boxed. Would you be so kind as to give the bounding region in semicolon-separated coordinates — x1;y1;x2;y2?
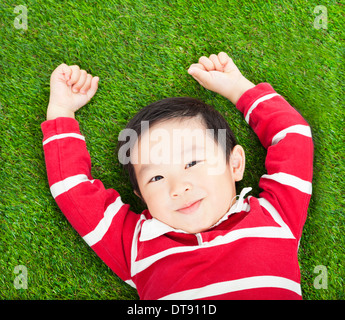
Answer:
141;116;208;145
131;117;218;165
149;116;206;133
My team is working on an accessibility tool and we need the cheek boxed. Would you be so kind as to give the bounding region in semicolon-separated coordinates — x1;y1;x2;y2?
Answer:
142;188;166;213
203;167;235;195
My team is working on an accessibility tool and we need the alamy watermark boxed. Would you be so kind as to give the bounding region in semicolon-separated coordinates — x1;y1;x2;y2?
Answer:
11;264;328;291
313;265;328;289
13;5;28;30
118;121;228;175
313;5;328;30
13;265;28;289
12;4;328;32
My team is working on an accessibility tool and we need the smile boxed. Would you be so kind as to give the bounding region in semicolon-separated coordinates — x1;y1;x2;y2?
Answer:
177;199;202;214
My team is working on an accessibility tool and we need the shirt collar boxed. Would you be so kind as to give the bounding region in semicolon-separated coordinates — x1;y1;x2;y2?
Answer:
139;187;252;242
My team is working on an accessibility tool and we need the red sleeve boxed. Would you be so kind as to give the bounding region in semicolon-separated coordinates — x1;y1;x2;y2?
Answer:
236;83;314;240
41;117;140;284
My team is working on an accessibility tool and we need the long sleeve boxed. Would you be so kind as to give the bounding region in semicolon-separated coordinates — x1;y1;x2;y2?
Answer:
41;117;140;284
236;83;314;240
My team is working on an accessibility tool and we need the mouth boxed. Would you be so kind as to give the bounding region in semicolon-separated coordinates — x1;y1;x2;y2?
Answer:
177;199;202;214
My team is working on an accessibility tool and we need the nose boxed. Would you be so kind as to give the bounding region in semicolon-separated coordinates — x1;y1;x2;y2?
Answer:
170;178;192;198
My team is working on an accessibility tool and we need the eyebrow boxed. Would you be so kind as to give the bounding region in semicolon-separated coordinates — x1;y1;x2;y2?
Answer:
137;144;205;177
137;163;154;177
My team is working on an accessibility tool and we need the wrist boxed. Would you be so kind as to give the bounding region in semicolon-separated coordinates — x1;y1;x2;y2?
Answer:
226;77;256;105
46;104;75;121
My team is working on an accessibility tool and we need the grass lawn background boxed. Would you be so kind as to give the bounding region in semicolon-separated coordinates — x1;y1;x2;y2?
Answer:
0;0;344;299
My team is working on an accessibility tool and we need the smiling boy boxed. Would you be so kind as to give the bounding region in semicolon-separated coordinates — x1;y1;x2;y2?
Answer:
42;52;313;299
118;100;245;234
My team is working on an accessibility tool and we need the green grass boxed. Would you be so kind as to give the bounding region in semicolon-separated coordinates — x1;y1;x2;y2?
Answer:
1;0;344;299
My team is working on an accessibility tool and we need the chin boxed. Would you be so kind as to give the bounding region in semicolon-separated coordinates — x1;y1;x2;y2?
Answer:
182;223;211;234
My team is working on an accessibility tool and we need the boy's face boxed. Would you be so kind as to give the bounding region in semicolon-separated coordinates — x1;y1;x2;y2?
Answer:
132;117;245;234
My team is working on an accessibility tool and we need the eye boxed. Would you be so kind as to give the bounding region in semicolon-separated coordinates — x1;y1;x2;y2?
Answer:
149;175;164;183
185;160;198;169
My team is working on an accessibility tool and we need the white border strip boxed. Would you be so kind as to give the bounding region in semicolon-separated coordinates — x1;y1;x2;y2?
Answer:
83;196;124;247
43;133;85;146
159;276;301;300
245;93;280;123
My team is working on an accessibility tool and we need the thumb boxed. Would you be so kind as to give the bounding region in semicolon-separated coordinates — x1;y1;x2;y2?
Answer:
60;64;72;81
86;76;99;100
188;67;212;88
51;63;72;83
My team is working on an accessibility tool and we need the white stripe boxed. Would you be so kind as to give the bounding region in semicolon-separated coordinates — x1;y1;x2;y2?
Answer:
50;174;92;199
131;198;295;276
245;93;280;123
132;226;294;276
43;133;85;146
132;244;200;276
130;215;148;277
271;125;312;145
258;197;294;238
125;279;137;289
82;197;124;247
261;172;312;194
159;276;301;300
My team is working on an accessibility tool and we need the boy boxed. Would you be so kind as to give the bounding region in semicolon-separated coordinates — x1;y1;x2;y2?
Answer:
42;52;313;299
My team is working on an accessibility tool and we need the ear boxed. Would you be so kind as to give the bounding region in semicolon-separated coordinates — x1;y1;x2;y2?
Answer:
230;145;245;182
134;189;142;199
134;189;146;205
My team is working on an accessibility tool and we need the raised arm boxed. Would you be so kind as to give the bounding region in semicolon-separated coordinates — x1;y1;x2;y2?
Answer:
42;65;139;283
188;53;313;240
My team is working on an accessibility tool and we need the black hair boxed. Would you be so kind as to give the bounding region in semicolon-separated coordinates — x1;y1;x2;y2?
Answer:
117;97;237;199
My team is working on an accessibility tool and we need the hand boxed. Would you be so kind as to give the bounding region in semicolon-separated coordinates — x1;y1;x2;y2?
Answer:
188;52;255;105
47;64;99;120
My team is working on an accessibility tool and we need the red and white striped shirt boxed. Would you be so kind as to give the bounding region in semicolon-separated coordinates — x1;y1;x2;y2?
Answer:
42;83;313;299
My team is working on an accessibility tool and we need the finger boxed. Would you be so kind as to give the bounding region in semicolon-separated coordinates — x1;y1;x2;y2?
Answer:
218;52;236;73
80;74;92;94
67;65;81;86
209;54;223;71
218;52;230;65
86;76;99;100
198;56;214;71
72;69;87;92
